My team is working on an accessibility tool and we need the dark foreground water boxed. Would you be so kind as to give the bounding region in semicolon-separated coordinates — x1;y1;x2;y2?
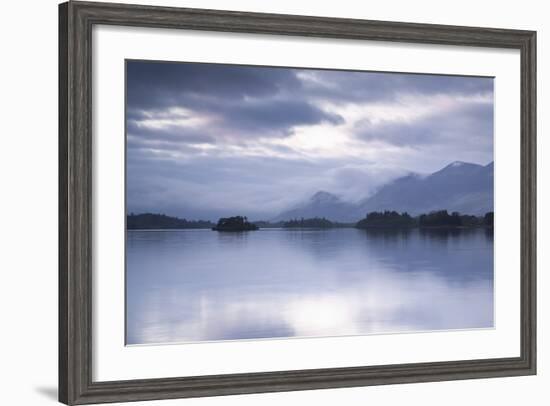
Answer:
126;228;493;345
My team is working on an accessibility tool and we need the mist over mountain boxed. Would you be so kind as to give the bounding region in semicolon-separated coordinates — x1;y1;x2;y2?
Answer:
272;191;356;222
275;161;493;222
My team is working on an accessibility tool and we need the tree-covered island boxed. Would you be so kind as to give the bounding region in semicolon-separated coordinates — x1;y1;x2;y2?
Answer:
212;216;259;232
355;210;494;229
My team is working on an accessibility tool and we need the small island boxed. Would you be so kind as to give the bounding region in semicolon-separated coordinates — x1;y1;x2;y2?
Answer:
212;216;259;232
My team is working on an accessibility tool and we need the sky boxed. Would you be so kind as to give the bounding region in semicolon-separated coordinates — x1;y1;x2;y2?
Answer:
126;60;494;220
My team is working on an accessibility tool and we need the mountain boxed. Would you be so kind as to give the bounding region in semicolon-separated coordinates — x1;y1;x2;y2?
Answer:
273;191;357;222
354;161;493;218
275;161;494;222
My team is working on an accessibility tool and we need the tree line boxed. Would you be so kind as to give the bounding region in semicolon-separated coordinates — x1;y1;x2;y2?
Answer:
127;210;494;230
282;217;338;228
356;210;494;229
127;213;213;229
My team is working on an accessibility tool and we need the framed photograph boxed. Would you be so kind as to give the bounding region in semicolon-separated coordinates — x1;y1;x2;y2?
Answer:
59;1;536;404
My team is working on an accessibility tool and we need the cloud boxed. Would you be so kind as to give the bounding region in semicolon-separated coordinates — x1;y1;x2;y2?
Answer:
127;61;302;109
127;63;344;143
126;60;494;218
297;70;493;104
354;96;493;148
127;61;491;144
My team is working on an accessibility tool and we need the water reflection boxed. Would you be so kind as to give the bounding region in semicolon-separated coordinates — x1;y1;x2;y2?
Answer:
126;228;493;345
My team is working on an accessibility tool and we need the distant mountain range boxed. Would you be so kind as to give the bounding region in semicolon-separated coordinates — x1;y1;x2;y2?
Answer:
274;161;493;222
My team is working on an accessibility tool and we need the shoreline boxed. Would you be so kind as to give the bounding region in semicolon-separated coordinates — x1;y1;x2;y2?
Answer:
127;225;494;231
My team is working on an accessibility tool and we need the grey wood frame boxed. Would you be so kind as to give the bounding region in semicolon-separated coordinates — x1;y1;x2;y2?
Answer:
59;1;537;404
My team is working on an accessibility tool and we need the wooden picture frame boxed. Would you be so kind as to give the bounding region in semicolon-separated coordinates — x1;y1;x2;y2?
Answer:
59;1;536;404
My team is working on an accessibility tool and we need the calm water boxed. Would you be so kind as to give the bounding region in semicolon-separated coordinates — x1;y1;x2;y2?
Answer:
126;228;494;345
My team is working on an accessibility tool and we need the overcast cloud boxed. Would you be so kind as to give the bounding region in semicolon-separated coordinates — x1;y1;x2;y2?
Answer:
126;60;494;220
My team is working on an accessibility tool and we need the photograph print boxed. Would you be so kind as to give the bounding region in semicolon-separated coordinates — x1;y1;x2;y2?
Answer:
125;60;494;346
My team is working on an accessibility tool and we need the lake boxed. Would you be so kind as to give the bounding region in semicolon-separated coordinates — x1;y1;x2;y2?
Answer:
126;228;494;345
